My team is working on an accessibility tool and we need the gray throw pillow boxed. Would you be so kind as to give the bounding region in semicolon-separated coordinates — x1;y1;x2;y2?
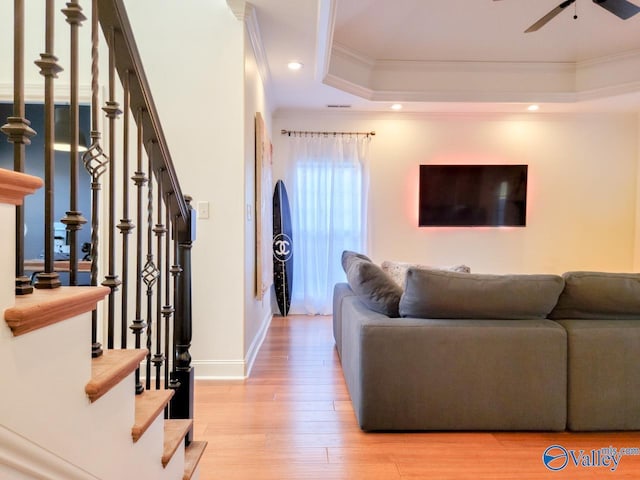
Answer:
400;268;564;319
341;250;372;273
549;271;640;319
346;258;402;317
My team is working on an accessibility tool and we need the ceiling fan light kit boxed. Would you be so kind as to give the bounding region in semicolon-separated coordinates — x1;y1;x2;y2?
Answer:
495;0;640;32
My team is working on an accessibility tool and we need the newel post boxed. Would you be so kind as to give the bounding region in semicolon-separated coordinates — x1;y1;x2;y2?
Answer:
170;195;196;442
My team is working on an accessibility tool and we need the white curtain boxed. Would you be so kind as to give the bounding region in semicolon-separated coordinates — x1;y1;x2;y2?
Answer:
284;133;370;315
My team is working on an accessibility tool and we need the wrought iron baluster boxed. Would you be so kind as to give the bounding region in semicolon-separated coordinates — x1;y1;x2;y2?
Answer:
163;193;176;393
131;108;147;393
60;1;88;286
101;26;122;349
153;177;167;390
83;0;109;358
118;72;134;349
1;0;37;295
34;0;63;290
143;147;159;390
168;218;182;398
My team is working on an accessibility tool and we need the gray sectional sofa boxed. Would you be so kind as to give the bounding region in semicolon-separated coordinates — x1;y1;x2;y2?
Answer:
334;252;640;432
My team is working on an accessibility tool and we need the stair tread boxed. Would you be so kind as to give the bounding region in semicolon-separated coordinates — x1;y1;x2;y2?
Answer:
0;168;43;206
86;349;148;403
183;441;208;480
5;286;110;336
162;419;193;467
132;389;174;442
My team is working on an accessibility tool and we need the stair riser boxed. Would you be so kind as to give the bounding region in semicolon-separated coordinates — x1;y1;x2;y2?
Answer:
0;203;15;307
1;313;93;443
2;311;139;477
133;415;185;479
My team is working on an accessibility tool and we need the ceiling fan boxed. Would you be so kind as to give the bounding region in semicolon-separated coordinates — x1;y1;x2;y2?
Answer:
495;0;640;32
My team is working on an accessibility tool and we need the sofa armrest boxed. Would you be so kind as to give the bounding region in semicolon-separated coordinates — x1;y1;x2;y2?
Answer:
332;283;356;358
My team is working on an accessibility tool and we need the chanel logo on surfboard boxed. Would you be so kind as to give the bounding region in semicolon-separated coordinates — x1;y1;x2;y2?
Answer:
273;233;292;262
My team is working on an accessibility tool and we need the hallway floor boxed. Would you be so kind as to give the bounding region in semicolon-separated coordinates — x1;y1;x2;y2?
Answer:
194;315;640;479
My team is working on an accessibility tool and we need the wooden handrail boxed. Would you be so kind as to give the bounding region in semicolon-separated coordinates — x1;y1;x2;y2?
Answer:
96;0;189;231
95;0;196;433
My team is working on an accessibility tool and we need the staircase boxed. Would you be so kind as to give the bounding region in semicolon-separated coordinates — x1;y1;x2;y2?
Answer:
0;169;206;479
1;0;208;477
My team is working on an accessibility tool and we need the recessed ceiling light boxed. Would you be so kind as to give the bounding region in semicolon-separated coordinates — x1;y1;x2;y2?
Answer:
527;104;540;111
391;103;403;110
287;61;303;71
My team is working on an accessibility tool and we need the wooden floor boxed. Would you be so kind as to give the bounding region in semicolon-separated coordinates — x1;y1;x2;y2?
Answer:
193;315;640;479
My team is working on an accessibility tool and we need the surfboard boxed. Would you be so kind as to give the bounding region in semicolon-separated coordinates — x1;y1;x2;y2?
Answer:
273;180;293;316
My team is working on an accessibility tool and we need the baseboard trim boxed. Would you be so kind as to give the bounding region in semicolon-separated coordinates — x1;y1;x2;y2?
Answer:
192;359;246;380
192;311;273;380
244;311;273;377
0;425;100;480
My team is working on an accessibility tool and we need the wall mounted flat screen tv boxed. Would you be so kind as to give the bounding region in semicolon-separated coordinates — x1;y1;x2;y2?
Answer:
419;164;528;227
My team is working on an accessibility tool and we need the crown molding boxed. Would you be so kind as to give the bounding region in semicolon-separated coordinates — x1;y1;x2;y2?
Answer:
244;5;272;92
324;72;374;100
315;0;337;81
577;48;640;69
226;1;273;100
324;43;640;106
226;0;249;21
577;81;640;102
332;43;376;68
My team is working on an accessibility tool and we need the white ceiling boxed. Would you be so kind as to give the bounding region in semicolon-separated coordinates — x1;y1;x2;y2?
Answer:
243;0;640;114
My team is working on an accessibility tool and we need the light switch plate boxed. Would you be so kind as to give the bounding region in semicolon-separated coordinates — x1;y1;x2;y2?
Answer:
197;201;209;219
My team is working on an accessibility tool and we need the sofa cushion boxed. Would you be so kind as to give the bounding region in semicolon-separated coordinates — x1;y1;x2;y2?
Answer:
556;319;640;430
345;258;402;317
549;271;640;319
341;250;372;272
381;260;470;288
399;269;564;319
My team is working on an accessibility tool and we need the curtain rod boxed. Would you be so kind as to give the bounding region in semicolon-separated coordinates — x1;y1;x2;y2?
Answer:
280;129;375;137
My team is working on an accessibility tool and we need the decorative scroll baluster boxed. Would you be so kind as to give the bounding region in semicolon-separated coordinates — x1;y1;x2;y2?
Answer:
101;27;122;349
153;178;167;390
118;72;134;349
143;147;160;390
163;193;176;392
1;0;37;295
171;196;195;442
83;0;109;358
60;1;88;286
131;109;147;393
34;0;63;290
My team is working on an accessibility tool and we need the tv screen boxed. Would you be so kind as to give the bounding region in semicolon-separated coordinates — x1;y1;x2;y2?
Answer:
419;164;528;227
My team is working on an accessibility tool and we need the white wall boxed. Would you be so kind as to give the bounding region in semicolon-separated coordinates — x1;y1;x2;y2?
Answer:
273;111;639;274
125;0;247;377
242;22;273;375
127;0;276;378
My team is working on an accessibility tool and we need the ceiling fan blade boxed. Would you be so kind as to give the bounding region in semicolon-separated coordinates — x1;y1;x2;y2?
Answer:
525;0;576;32
593;0;640;19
